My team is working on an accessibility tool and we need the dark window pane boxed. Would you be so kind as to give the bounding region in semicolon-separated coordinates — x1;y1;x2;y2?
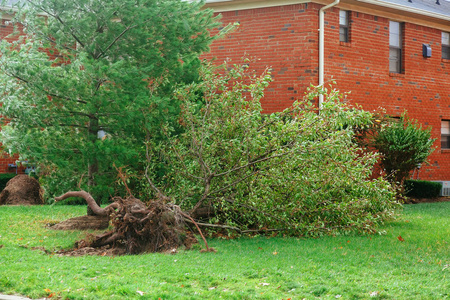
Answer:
443;45;450;59
339;27;348;42
442;135;450;149
389;47;401;73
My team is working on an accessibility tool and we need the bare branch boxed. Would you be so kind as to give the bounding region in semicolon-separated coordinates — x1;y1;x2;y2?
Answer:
3;69;87;104
184;219;241;232
214;146;293;178
190;173;214;215
180;211;215;252
25;0;86;48
223;198;294;227
144;141;170;201
159;126;203;180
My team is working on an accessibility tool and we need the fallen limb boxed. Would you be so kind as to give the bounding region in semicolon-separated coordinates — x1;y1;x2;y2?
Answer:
55;191;108;216
184;219;241;233
180;212;215;252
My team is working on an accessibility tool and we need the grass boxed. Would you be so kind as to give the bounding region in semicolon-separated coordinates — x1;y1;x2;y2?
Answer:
0;203;449;299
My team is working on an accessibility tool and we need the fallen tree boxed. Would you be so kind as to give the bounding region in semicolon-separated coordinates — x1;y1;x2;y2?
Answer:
54;63;401;255
140;63;401;238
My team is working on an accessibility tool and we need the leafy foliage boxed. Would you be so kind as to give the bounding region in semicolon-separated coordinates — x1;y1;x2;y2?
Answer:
0;0;219;202
0;173;16;191
144;62;400;236
372;115;435;185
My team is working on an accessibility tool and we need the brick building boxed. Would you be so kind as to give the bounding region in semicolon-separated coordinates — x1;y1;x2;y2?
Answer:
202;0;450;181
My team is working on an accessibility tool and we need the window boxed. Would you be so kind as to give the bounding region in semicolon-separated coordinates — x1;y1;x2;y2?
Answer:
389;21;403;73
339;10;350;43
442;32;450;59
442;120;450;149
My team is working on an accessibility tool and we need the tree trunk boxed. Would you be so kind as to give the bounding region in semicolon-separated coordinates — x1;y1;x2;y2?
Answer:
87;116;100;216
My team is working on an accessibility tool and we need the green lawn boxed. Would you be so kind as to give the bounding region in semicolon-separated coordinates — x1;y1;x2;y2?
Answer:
0;203;449;299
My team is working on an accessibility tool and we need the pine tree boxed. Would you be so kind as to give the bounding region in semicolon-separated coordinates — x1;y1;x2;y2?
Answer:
0;0;218;205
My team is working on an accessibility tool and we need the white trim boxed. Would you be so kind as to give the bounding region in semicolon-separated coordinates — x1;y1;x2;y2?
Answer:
1;11;13;20
204;0;309;12
354;0;450;22
0;5;17;12
319;0;340;109
205;0;450;21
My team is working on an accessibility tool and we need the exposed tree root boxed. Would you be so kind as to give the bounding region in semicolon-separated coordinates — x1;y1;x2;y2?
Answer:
54;191;215;255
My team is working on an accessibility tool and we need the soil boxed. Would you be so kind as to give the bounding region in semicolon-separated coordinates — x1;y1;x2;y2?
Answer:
56;245;127;257
0;175;43;205
49;215;110;230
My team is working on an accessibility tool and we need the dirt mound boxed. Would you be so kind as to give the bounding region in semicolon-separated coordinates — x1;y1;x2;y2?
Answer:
0;175;43;205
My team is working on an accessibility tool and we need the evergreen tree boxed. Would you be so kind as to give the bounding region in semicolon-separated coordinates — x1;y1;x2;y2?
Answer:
0;0;218;203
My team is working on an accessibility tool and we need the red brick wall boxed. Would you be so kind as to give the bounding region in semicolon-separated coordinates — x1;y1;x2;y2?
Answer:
205;3;450;180
203;3;319;113
0;18;23;175
323;8;450;180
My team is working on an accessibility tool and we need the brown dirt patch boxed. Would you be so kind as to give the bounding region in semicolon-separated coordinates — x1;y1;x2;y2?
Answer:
56;245;126;257
49;215;110;230
0;175;43;205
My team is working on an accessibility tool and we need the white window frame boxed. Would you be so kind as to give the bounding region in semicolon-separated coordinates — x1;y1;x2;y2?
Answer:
389;21;402;73
442;32;450;59
339;10;349;43
441;120;450;149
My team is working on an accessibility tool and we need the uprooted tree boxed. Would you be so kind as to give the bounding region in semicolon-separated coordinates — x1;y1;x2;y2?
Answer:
52;62;401;255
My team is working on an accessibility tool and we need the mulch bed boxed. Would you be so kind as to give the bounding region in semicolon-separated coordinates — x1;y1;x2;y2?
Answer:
403;196;450;204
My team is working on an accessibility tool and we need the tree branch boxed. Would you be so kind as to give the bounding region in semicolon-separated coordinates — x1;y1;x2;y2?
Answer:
95;24;138;59
3;69;87;104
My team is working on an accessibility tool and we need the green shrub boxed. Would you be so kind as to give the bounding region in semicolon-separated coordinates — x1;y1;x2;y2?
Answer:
0;173;16;192
372;114;435;185
405;180;442;198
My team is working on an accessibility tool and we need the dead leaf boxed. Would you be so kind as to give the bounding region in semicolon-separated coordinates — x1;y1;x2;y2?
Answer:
397;235;405;242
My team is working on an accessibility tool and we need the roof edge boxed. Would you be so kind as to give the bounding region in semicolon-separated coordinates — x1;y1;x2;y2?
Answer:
204;0;310;12
205;0;450;22
355;0;450;21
